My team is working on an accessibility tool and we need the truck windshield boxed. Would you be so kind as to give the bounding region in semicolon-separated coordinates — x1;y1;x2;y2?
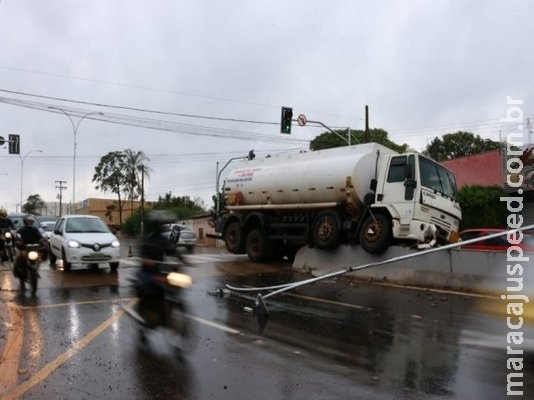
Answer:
419;157;458;200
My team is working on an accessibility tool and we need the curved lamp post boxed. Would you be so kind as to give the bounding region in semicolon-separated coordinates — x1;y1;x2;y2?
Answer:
48;107;103;207
215;153;252;217
19;149;43;211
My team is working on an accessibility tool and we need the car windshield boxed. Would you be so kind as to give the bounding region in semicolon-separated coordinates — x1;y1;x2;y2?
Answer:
65;218;109;233
8;215;38;229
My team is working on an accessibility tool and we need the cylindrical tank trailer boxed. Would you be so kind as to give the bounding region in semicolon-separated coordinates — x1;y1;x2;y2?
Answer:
224;143;397;209
216;143;461;262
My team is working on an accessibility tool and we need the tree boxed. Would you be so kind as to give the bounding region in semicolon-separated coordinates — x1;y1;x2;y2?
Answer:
123;149;151;215
310;128;408;153
121;192;206;236
93;151;129;230
22;194;45;215
457;185;508;230
424;131;501;161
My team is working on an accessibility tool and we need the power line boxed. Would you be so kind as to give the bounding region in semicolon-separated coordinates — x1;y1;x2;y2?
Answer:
0;95;310;145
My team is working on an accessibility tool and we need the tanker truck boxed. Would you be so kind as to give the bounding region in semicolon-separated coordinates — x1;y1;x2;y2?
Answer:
216;142;462;262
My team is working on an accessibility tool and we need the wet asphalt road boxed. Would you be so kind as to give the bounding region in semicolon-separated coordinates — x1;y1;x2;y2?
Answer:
0;246;532;399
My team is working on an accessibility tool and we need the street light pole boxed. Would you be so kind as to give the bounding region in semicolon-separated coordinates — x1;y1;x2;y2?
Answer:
215;155;250;217
48;107;103;207
19;149;43;211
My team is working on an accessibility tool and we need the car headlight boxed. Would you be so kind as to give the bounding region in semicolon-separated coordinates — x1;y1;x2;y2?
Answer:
68;240;80;248
111;240;120;248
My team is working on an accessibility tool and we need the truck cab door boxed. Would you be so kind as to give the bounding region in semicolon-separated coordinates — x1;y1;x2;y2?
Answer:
377;155;416;224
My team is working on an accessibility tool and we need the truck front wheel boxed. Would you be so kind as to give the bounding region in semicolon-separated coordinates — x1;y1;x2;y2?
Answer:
312;210;341;250
246;229;270;262
224;221;244;253
359;213;391;254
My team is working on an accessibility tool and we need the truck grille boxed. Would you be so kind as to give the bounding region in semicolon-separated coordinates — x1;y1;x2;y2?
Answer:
431;216;452;231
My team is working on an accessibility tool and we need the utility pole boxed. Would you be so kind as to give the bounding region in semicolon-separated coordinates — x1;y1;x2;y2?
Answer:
55;180;67;217
364;105;369;143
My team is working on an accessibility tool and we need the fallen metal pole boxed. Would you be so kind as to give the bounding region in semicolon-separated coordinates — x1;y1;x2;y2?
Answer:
245;224;534;313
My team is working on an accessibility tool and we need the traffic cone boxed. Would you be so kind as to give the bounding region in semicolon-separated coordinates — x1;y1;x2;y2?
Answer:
128;245;132;257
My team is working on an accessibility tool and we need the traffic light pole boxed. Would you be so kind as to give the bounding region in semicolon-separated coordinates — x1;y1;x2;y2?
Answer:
304;119;352;145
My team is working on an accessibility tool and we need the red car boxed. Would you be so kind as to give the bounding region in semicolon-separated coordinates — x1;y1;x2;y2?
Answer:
458;228;534;252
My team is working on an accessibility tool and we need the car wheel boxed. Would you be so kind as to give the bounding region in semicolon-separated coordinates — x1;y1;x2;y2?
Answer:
49;251;57;267
110;262;119;271
61;248;72;271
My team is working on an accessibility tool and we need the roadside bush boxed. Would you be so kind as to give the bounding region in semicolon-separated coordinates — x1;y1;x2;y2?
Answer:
457;184;508;230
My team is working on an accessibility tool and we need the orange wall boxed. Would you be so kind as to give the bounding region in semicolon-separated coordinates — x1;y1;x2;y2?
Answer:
441;149;502;189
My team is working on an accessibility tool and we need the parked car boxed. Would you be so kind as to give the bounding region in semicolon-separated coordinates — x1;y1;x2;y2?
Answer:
7;213;39;231
48;215;120;271
161;223;197;253
39;220;56;240
37;216;58;225
459;228;534;252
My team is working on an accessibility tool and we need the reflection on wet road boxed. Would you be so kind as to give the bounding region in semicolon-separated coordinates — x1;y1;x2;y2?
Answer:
0;250;532;399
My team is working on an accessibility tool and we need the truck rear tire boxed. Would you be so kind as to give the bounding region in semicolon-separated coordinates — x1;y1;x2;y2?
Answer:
246;229;270;262
312;210;341;250
224;221;245;253
359;213;391;254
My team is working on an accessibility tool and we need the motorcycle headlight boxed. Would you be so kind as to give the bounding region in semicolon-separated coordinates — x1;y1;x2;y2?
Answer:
167;272;192;288
28;250;39;261
4;232;12;239
68;240;80;248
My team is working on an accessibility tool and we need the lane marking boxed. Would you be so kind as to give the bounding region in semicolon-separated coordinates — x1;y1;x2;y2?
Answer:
0;298;137;400
17;297;134;310
0;306;24;393
288;293;371;310
188;315;240;335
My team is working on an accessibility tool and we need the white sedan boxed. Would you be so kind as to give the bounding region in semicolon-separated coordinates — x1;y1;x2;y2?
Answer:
48;215;120;271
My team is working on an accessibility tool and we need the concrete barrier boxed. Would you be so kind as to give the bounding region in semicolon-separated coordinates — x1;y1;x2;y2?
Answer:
292;244;519;294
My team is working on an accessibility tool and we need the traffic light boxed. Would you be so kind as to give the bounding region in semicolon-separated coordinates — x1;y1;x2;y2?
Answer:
8;134;19;154
280;107;293;134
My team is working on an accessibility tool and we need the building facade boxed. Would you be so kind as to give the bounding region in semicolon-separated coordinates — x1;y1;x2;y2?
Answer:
441;146;534;225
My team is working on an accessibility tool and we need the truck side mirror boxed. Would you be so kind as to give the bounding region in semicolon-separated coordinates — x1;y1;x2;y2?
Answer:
404;164;412;179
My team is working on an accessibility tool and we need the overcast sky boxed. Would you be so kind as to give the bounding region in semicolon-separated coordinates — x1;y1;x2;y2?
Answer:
0;0;532;213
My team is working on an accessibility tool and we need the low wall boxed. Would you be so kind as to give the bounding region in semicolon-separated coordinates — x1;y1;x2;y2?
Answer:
293;245;523;294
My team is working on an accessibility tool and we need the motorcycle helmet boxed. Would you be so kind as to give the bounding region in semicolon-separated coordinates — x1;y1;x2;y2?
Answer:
0;209;7;218
146;210;175;227
23;215;34;226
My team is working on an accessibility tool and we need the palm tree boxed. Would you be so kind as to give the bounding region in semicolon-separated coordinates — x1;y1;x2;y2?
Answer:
123;149;151;215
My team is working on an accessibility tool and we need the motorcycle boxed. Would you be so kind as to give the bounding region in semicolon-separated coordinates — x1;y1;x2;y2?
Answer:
14;242;46;294
0;228;15;263
124;261;193;353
